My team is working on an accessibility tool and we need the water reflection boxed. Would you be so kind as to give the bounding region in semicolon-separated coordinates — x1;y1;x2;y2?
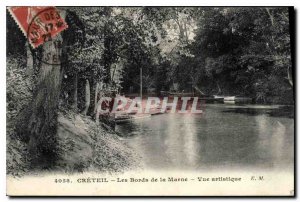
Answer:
115;104;294;171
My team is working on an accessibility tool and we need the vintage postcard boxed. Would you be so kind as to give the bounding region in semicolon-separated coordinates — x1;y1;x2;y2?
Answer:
6;6;295;196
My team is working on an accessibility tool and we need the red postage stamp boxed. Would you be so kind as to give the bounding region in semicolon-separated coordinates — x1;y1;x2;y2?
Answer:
8;6;68;48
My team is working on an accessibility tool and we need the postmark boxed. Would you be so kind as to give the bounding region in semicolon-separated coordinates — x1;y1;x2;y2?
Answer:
8;6;68;48
8;6;70;65
8;6;85;65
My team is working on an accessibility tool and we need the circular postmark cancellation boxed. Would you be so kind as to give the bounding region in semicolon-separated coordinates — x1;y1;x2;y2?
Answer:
26;7;84;65
26;7;67;65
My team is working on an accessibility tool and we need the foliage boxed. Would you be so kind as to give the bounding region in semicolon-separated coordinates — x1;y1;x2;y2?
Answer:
7;56;33;176
184;7;293;102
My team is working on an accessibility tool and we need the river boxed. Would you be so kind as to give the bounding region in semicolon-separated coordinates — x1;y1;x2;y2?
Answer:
115;104;294;171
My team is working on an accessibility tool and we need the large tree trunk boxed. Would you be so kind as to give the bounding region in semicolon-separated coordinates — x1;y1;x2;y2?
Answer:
27;38;63;168
23;10;66;169
82;79;90;115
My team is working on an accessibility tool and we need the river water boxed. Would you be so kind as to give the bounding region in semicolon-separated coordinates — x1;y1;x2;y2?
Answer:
115;104;294;171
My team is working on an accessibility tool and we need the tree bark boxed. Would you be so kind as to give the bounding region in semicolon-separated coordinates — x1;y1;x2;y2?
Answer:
287;66;293;87
25;42;33;76
22;9;66;168
71;72;78;110
217;82;222;94
82;79;91;115
266;8;274;26
94;82;99;113
27;37;63;168
95;82;104;124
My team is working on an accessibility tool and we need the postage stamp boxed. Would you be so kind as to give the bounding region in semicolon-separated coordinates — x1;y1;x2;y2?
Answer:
8;6;68;48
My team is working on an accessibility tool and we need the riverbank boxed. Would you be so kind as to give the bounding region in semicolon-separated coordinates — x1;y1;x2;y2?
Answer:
56;111;140;173
7;110;140;176
57;112;139;172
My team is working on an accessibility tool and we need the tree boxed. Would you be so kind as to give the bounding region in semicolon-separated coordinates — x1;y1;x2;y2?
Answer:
21;10;67;168
184;7;293;103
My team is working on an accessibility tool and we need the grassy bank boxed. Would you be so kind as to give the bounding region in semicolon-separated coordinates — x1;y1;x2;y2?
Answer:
7;110;140;176
56;110;140;174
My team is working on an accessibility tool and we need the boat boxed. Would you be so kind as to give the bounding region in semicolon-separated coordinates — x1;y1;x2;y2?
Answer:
224;96;252;104
223;100;236;104
115;68;165;124
115;113;151;123
212;95;226;102
223;96;236;101
149;108;164;115
213;95;226;99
